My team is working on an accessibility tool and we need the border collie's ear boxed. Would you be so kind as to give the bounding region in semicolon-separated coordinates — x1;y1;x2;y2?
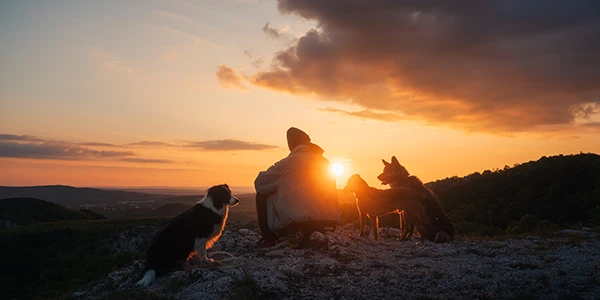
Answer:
391;156;400;166
382;159;390;166
222;184;231;192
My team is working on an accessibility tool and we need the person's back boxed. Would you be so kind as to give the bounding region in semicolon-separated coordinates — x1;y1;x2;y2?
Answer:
254;127;340;246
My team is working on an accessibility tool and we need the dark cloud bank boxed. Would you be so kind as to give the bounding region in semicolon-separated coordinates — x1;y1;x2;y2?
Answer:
249;0;600;132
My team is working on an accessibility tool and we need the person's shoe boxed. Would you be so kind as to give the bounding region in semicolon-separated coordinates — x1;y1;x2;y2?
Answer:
256;238;277;248
287;227;305;249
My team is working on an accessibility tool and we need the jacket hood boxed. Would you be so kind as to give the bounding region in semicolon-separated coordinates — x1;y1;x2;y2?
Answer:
292;143;324;156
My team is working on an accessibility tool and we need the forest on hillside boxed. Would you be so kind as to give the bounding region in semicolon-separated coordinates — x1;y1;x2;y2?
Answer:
427;153;600;235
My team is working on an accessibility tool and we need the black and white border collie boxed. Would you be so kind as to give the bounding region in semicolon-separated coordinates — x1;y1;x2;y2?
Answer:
136;184;239;287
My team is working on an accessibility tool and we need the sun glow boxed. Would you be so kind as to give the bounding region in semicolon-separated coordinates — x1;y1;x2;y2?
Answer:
331;162;345;177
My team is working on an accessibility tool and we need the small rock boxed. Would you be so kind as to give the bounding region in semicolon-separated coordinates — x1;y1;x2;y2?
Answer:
319;257;340;266
278;266;304;279
265;249;286;257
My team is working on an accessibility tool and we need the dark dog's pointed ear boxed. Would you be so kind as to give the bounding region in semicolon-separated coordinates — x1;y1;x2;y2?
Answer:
391;156;400;166
382;159;390;166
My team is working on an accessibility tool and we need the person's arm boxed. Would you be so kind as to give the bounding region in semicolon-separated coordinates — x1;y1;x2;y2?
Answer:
254;158;290;195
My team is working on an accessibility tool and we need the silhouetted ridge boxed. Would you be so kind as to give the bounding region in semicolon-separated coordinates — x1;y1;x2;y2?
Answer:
427;153;600;234
0;197;105;228
0;185;163;206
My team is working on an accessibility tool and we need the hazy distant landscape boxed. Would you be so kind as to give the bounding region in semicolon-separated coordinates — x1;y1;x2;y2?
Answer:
1;154;599;299
0;185;257;219
2;153;598;231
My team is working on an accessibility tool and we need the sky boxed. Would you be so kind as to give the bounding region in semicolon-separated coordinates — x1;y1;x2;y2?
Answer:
1;0;599;189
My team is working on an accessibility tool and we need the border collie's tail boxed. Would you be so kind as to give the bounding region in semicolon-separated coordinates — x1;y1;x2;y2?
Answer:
136;269;156;287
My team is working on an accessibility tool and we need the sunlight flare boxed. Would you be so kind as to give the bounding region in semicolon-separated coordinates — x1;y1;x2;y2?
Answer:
331;162;345;177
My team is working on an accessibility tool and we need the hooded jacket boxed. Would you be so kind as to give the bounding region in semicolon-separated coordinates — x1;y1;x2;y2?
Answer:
254;143;340;231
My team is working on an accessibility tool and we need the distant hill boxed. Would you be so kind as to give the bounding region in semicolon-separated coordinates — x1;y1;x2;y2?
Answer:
153;203;191;216
427;153;600;235
0;198;105;229
0;185;167;206
106;186;256;195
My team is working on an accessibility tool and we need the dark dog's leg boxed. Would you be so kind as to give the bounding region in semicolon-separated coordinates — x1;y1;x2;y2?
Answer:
407;222;415;239
399;211;405;240
370;215;379;241
399;211;410;241
359;211;367;237
399;211;403;232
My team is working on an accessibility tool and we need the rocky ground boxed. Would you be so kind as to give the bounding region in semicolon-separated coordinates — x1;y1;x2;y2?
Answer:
71;224;600;300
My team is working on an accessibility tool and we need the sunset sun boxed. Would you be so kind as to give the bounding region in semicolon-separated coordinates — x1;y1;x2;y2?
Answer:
331;162;345;177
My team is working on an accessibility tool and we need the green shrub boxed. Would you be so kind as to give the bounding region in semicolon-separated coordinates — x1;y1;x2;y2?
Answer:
506;214;559;236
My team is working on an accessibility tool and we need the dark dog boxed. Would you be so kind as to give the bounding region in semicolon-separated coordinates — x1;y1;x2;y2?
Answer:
137;184;239;287
378;156;454;242
343;174;429;241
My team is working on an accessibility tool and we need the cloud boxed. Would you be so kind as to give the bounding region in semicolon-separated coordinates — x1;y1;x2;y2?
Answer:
244;50;265;68
262;23;294;42
319;108;404;122
0;134;43;142
183;139;278;151
0;141;134;160
162;52;181;61
216;65;247;89
582;122;600;127
248;1;600;132
78;142;118;147
581;122;600;131
120;158;175;164
262;22;282;39
251;57;265;68
128;141;174;147
92;47;136;76
129;139;279;151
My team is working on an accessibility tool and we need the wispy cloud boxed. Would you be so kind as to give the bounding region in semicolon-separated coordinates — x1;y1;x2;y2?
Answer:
91;47;136;76
262;22;282;39
0;135;176;163
262;23;293;42
128;141;174;147
78;142;118;147
183;139;278;151
120;158;175;164
581;122;600;128
244;50;265;68
0;134;44;142
0;141;134;160
319;108;404;122
158;11;194;23
162;52;181;61
1;133;278;161
216;65;247;89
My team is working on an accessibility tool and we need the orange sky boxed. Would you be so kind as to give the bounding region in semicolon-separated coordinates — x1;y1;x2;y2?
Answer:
1;1;599;189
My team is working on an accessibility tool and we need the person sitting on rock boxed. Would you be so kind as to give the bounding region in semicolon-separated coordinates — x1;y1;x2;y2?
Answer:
254;127;340;248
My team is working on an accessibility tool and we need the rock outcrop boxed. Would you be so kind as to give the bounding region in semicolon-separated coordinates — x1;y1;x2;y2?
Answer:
72;224;600;299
